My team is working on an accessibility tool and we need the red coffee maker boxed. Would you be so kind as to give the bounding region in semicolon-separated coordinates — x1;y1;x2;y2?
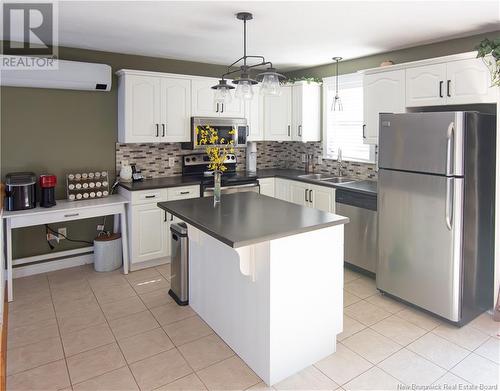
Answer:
39;175;57;207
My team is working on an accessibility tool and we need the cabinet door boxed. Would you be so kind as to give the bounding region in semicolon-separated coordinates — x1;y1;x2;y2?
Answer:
258;178;275;197
446;58;497;104
363;70;405;145
245;92;263;141
310;185;335;213
161;77;191;142
275;179;291;201
192;78;219;116
131;203;168;264
261;86;292;141
219;81;245;117
406;64;446;107
292;83;321;142
292;84;303;141
289;181;308;206
124;75;162;143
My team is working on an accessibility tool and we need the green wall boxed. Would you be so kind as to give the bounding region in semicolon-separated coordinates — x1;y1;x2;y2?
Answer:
1;46;229;258
287;31;500;79
2;30;499;259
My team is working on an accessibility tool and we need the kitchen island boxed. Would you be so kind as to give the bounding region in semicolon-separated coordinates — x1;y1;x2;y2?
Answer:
158;192;348;385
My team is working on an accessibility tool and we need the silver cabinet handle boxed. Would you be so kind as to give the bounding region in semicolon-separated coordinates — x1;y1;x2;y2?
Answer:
170;214;174;221
164;210;167;222
246;125;250;137
155;124;159;137
288;125;291;137
447;80;451;97
445;122;454;176
445;177;454;230
309;189;313;204
162;124;166;137
439;81;443;98
305;188;308;203
64;213;79;218
362;124;366;139
145;195;156;199
180;191;190;195
221;103;224;113
298;124;302;137
216;103;219;113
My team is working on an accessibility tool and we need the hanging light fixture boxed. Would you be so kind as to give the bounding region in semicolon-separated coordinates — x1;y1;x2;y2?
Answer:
331;56;343;111
212;12;286;103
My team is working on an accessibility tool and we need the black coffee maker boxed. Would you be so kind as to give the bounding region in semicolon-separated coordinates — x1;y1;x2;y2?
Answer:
5;172;36;211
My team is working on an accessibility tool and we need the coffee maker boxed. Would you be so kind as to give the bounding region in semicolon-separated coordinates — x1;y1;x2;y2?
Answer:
5;172;37;211
39;175;57;207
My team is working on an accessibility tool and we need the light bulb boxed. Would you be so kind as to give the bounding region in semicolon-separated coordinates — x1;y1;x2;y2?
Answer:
214;86;232;104
260;73;281;96
235;80;253;100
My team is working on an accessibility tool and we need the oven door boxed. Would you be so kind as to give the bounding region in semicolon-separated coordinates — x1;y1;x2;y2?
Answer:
203;183;260;197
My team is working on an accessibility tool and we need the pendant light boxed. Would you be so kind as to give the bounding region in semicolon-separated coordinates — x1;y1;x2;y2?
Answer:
212;12;286;103
331;56;343;111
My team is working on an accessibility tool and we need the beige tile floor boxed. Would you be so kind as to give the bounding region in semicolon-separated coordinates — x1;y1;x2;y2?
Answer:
6;265;500;390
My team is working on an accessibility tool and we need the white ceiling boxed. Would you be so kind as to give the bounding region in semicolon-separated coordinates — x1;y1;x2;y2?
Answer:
36;1;500;70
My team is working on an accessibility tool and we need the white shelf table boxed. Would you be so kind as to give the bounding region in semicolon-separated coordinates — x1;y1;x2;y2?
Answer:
2;194;130;301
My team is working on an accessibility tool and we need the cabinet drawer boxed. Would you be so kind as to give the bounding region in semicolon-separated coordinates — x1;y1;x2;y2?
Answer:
167;185;200;200
130;189;168;205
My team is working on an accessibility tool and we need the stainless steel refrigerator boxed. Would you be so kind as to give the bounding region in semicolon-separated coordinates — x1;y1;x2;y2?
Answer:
377;111;495;325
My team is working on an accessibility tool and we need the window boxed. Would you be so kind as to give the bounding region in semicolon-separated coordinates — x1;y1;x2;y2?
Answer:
322;73;375;163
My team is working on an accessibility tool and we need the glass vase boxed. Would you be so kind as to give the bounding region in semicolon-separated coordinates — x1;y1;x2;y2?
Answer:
213;170;222;206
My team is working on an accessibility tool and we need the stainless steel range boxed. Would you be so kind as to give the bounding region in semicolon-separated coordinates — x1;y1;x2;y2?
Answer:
182;153;259;196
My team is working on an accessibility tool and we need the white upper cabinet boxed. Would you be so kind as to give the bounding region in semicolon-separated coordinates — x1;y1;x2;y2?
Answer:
363;69;405;145
261;85;292;141
406;63;447;107
245;90;263;141
117;71;191;143
160;77;191;142
292;82;321;142
191;78;244;118
191;78;218;116
446;58;497;104
118;74;162;143
405;57;497;107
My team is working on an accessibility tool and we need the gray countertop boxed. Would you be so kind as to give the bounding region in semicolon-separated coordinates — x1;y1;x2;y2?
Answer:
157;192;349;248
119;169;377;195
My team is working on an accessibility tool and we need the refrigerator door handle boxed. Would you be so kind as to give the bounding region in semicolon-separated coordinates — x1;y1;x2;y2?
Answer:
445;122;454;176
445;177;454;230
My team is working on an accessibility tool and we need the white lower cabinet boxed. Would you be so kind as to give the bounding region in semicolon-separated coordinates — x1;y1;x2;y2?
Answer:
258;178;275;197
270;178;335;212
131;202;169;264
119;185;200;267
275;178;291;202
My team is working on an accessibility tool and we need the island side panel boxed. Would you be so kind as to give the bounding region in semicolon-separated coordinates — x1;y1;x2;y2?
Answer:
268;225;344;385
188;225;272;383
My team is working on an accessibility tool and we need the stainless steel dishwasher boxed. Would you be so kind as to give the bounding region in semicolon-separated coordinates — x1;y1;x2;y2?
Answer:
335;188;377;274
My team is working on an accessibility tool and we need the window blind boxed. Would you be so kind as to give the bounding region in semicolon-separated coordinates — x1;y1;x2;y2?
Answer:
323;73;374;163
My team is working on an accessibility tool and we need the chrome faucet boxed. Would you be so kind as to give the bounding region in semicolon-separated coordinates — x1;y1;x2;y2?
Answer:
337;148;343;176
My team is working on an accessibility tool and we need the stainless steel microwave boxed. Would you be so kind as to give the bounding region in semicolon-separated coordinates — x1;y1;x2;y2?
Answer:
182;117;248;150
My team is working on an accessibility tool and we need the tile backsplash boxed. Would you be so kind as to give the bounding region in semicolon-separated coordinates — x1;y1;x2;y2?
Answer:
116;141;377;180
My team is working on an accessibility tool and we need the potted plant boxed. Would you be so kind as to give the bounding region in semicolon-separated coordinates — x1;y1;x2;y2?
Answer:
475;38;500;87
197;126;235;205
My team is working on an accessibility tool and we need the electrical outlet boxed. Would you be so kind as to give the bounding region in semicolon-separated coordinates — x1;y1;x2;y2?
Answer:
168;157;175;167
58;228;66;241
301;154;306;163
97;224;105;231
47;233;58;242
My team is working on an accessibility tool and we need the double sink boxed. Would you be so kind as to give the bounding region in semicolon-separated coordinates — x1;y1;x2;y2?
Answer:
298;173;356;184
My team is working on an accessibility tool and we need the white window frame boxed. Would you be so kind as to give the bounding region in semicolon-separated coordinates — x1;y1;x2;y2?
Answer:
322;73;375;163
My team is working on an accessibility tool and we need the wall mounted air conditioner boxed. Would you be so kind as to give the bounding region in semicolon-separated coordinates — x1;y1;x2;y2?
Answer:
0;56;112;91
